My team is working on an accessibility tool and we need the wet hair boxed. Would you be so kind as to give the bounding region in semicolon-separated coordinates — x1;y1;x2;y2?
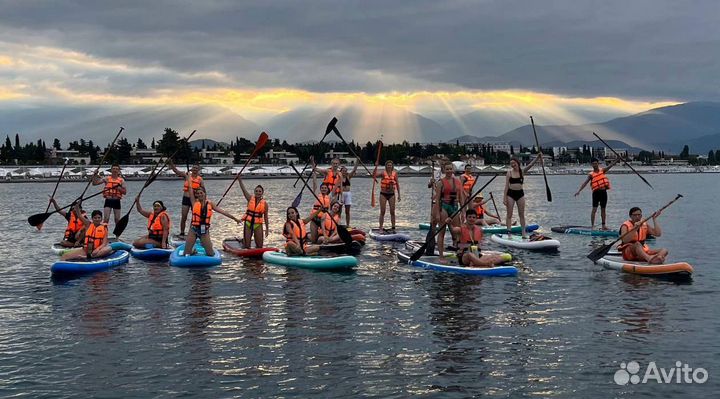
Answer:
510;157;523;181
91;210;102;218
629;206;641;216
591;158;599;163
466;209;478;217
153;200;166;211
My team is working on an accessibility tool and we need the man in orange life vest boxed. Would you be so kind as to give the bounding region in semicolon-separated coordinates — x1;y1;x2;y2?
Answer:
617;206;668;264
574;157;620;230
92;163;127;228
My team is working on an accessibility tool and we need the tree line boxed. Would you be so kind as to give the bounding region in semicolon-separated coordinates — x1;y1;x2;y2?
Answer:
3;130;720;166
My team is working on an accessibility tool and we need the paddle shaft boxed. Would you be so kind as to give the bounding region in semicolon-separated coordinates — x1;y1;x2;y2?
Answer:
79;127;124;199
588;194;682;260
217;132;268;206
490;192;501;219
292;117;338;188
44;160;69;213
592;132;653;189
332;127;377;183
530;116;551;202
370;140;383;207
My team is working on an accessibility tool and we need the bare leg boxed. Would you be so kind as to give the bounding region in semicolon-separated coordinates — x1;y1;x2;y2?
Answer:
463;252;505;267
103;207;111;224
600;207;607;229
388;195;396;230
180;204;190;235
243;223;252;248
254;225;264;248
200;233;214;256
113;208;121;224
184;229;198;255
438;209;449;258
345;205;351;226
60;247;88;261
591;207;598;229
133;236;163;249
505;196;516;235
517;197;527;239
379;195;387;230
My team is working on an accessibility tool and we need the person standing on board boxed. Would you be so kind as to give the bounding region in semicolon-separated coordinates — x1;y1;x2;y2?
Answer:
92;163;127;229
168;162;205;239
434;162;464;258
460;164;476;196
375;160;401;232
574;157;621;230
314;156;343;202
339;164;358;226
503;155;541;239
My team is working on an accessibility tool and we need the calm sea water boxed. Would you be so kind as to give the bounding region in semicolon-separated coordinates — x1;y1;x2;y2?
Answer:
0;174;717;398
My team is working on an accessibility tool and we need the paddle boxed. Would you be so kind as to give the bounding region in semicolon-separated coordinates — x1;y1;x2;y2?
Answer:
290;163;353;246
426;160;436;255
216;132;269;206
370;140;383;207
587;194;682;262
37;159;69;231
410;174;500;261
530;116;552;202
331;125;378;185
112;130;198;237
27;185;121;226
490;192;501;220
592;132;653;189
78;127;125;201
292;117;338;188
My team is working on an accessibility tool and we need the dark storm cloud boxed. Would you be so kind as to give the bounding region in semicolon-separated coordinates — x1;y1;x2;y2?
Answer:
1;0;718;99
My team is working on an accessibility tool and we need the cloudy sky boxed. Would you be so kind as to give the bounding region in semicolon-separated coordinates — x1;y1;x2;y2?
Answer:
1;0;718;140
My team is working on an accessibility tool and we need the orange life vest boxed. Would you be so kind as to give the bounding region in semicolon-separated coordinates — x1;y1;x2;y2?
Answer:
191;201;213;227
462;172;476;192
243;197;267;224
618;220;649;251
183;175;203;192
147;210;169;238
84;223;108;250
312;194;331;219
474;204;485;217
284;220;308;243
458;224;483;249
322;213;341;236
65;210;86;236
381;170;398;193
103;176;124;198
441;177;460;205
323;169;341;193
590;170;610;191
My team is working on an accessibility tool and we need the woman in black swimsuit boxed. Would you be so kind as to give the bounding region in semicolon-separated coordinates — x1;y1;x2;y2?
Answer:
504;155;541;239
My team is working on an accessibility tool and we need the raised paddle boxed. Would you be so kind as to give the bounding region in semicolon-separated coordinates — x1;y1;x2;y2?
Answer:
292;117;338;188
331;125;378;185
216;131;269;206
290;163;353;247
370;140;383;208
426;160;437;255
113;130;199;237
78;127;124;201
592;132;653;189
410;174;500;261
37;158;69;231
587;194;683;262
530;116;552;202
27;184;121;226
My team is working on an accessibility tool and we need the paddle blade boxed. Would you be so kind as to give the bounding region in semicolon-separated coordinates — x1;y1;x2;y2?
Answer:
325;117;338;135
254;132;269;153
28;212;52;227
546;186;553;202
291;189;303;208
426;227;436;256
113;214;130;237
338;225;353;246
410;242;428;262
587;243;612;262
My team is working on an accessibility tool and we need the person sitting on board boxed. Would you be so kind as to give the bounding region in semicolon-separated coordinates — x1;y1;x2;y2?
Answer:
471;194;501;226
460;164;476;196
375;160;401;233
448;209;507;267
49;197;86;248
339;164;358;226
617;207;668;264
132;197;171;249
92;163;127;229
309;171;332;243
168;161;205;239
60;206;113;261
237;177;269;249
574;157;621;230
313;156;343;202
284;206;321;256
319;201;344;244
184;174;242;257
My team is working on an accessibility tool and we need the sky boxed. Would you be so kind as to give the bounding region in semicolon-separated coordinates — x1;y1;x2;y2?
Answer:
1;0;718;141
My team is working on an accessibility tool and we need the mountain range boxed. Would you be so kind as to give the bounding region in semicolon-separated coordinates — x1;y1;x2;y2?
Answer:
2;101;720;154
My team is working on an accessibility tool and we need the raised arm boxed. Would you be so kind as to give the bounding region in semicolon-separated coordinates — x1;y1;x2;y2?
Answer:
349;163;359;178
523;153;541;174
603;157;622;173
91;174;104;186
237;177;251;201
134;196;151;218
49;197;68;217
168;161;187;178
187;174;196;205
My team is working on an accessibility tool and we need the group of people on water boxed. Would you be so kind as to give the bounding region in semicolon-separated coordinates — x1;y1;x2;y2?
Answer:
52;151;668;266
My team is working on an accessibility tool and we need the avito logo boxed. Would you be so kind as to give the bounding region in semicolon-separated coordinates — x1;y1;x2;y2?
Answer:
614;361;708;385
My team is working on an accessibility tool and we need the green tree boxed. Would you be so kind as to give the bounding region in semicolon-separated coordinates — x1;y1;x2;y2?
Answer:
708;150;715;165
53;138;62;150
157;128;180;157
136;138;147;149
680;145;690;159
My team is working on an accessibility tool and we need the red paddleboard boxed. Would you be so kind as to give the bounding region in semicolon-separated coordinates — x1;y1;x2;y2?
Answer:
222;239;278;258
